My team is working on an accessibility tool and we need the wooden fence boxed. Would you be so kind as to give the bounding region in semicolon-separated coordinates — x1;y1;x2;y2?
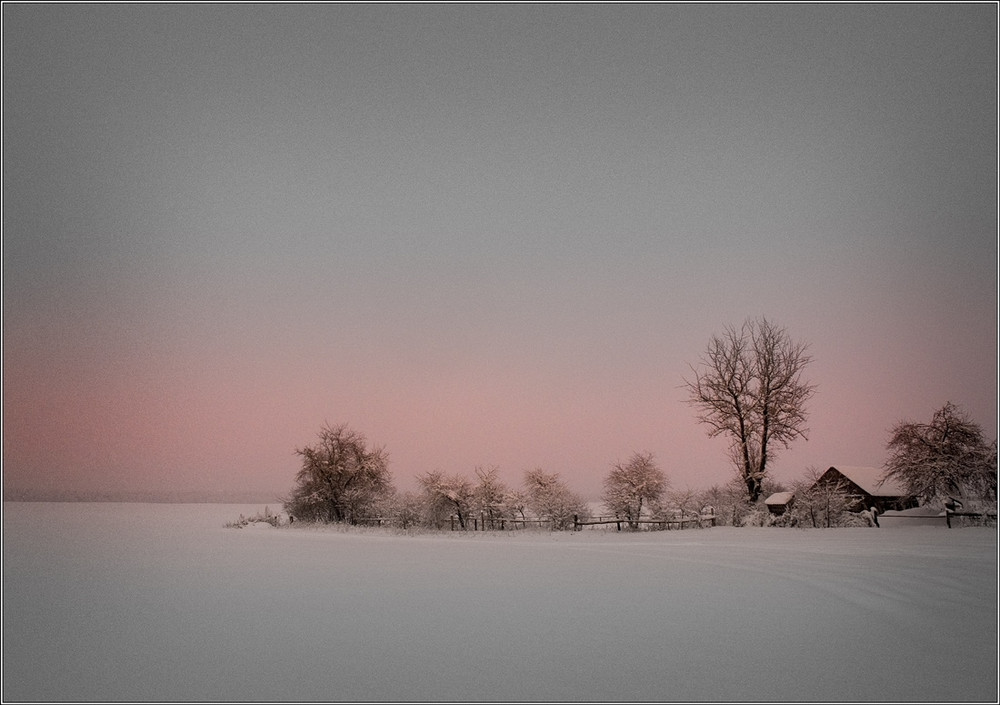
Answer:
450;516;555;531
349;515;558;530
448;513;718;531
572;514;717;531
350;512;718;531
946;510;997;528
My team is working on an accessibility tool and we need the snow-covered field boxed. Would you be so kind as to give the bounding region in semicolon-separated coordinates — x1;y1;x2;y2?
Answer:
3;502;996;702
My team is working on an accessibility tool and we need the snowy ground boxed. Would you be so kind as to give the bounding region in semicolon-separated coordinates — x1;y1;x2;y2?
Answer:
3;502;996;703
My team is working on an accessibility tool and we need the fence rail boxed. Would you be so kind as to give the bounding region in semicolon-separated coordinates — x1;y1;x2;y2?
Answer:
946;510;997;528
572;514;717;531
347;513;718;531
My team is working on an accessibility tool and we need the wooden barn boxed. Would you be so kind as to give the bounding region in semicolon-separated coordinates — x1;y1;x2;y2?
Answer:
811;466;918;513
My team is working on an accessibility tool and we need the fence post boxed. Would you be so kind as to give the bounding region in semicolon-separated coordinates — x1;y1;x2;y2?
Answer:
450;515;455;531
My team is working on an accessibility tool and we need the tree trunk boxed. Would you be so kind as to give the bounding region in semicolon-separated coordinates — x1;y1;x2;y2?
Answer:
745;474;762;504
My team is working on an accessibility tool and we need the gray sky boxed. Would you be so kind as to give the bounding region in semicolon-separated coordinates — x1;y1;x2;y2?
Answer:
3;4;997;499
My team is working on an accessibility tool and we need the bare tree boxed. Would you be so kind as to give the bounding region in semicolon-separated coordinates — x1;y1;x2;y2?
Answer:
381;490;424;530
696;484;734;526
665;486;698;525
472;465;510;529
523;468;587;530
602;452;669;530
791;465;855;528
883;402;998;505
719;477;759;526
684;317;816;504
418;470;474;529
506;488;529;525
283;423;393;523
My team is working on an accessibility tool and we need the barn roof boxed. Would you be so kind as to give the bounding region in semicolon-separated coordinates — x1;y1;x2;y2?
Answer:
826;466;909;497
764;491;794;506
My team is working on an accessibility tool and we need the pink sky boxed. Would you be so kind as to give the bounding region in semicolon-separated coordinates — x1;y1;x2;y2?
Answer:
4;5;997;500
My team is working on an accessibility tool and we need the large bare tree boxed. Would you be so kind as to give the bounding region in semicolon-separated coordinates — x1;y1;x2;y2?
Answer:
684;317;816;504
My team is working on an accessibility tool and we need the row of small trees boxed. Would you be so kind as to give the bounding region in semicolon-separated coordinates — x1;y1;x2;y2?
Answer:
282;423;690;530
409;465;588;530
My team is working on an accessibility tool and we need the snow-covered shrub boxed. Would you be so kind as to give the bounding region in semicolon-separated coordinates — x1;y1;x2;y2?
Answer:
224;506;282;529
380;490;424;530
224;514;247;529
738;505;770;527
765;511;798;528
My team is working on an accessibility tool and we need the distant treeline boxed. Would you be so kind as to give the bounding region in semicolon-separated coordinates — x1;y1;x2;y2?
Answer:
3;488;284;504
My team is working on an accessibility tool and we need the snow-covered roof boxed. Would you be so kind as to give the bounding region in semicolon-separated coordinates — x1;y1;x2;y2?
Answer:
764;491;794;506
827;466;908;497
